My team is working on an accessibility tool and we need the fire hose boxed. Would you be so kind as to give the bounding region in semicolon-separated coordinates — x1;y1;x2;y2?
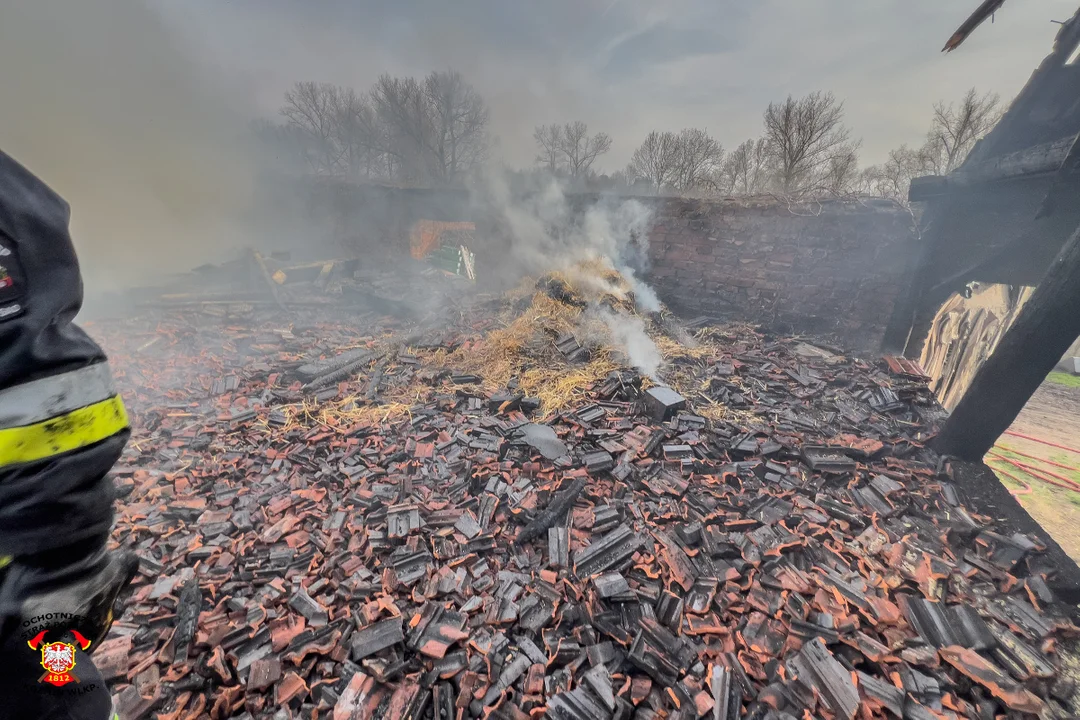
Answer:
1002;430;1080;457
986;451;1080;494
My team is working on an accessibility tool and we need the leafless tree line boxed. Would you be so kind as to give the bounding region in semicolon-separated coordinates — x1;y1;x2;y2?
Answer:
257;75;1000;202
619;92;858;197
256;72;491;185
616;88;998;201
620;128;725;194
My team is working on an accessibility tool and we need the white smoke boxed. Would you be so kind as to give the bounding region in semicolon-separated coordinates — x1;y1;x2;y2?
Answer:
474;170;666;377
475;171;661;296
596;309;662;379
580;200;660;313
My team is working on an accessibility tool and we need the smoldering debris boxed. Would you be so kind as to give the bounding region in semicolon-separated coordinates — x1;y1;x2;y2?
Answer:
622;266;662;313
473;172;654;284
473;172;666;377
52;160;1080;715
125;172;674;385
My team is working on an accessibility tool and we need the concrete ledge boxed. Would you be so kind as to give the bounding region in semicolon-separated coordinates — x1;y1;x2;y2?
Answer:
1056;357;1080;375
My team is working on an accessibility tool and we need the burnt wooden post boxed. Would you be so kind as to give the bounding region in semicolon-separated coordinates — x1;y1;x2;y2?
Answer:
933;221;1080;461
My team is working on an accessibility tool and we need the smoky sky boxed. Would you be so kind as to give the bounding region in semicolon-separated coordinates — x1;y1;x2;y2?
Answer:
0;0;1075;290
157;0;1078;167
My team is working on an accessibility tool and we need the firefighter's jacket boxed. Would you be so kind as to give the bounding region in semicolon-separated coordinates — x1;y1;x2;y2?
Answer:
0;150;128;563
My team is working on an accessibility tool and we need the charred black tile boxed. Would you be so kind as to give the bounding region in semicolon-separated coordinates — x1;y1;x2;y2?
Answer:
800;446;857;474
573;525;642;578
289;587;329;627
786;638;858;720
643;386;686;422
656;591;684;631
350;617;405;661
627;617;696;687
549;526;570;568
583;450;615;474
547;686;614;720
593;572;633;601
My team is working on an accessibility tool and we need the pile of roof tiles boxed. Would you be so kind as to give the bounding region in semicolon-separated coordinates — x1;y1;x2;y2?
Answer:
90;297;1080;720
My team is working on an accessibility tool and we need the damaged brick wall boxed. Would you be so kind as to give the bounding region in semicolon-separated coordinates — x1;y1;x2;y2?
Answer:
645;198;919;350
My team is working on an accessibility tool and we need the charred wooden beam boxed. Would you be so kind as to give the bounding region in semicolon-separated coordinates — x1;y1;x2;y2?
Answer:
251;249;287;310
909;135;1079;202
934;221;1080;460
943;0;1006;52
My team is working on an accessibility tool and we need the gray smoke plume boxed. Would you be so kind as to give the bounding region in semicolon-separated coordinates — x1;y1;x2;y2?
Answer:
475;171;657;288
0;0;259;290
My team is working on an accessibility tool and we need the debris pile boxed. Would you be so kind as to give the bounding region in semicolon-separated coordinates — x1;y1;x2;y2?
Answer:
93;269;1079;719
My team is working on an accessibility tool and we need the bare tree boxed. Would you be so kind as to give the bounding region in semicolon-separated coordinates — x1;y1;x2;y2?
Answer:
923;88;1001;175
817;141;862;196
627;131;681;193
860;145;926;205
278;71;492;186
609;168;634;190
860;88;1001;204
424;70;490;180
371;70;490;184
670;128;724;194
331;86;383;178
763;91;853;196
722;138;771;195
533;124;564;173
281;81;343;174
558;121;612;180
371;74;429;183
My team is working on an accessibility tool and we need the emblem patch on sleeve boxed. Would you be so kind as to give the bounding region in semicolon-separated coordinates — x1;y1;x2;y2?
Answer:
0;235;25;321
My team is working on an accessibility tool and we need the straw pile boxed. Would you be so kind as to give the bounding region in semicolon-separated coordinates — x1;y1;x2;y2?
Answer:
441;287;622;411
297;262;766;425
438;265;747;416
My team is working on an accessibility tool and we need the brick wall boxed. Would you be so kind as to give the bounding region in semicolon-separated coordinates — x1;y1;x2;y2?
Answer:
645;198;918;350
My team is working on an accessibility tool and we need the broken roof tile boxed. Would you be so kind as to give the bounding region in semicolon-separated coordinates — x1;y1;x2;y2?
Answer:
93;295;1071;717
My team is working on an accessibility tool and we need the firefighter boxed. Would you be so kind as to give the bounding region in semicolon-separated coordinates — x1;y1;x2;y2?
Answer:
0;150;138;719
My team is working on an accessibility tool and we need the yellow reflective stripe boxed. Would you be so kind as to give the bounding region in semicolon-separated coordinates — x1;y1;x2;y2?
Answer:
0;555;11;570
0;362;118;428
0;395;128;467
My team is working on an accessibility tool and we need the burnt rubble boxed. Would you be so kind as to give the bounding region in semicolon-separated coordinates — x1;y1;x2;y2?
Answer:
94;290;1080;720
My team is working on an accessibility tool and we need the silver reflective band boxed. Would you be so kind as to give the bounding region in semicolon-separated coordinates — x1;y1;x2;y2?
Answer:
0;362;118;429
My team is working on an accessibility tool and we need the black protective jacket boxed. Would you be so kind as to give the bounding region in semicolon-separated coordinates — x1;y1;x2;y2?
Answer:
0;150;126;561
